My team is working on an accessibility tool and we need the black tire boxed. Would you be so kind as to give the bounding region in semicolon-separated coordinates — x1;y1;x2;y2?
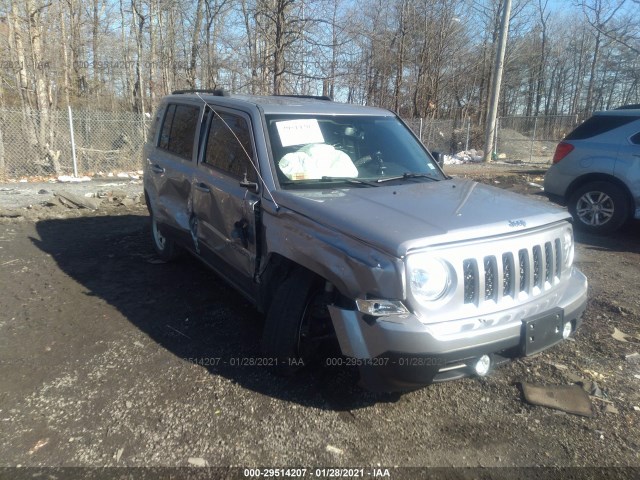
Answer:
261;268;333;375
568;181;630;234
150;211;180;261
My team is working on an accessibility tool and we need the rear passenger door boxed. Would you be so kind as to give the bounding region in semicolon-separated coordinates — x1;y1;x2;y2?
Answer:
146;103;201;244
192;107;260;294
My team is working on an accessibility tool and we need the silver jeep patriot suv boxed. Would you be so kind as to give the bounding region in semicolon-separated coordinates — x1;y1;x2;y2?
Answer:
143;90;588;392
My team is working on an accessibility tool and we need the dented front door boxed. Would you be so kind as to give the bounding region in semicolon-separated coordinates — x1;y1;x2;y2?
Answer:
190;108;260;294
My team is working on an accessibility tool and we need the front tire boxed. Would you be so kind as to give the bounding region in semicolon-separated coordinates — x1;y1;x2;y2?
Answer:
568;181;630;234
261;269;334;374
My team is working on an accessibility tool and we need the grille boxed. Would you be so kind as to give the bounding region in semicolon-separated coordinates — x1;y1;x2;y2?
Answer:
463;239;562;305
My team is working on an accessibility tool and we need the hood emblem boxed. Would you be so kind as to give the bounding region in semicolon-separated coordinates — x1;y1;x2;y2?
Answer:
509;219;527;228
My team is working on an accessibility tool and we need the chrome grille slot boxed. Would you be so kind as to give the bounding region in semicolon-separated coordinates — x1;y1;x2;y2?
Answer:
484;256;498;301
554;238;562;278
533;245;542;288
544;242;553;282
463;259;478;304
502;253;514;297
518;249;528;293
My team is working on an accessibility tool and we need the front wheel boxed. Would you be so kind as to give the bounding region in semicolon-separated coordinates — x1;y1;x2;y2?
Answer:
261;269;335;375
150;212;180;261
568;181;630;234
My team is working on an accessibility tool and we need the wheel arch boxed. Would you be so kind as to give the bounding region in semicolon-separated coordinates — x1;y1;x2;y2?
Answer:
256;252;353;314
565;173;635;212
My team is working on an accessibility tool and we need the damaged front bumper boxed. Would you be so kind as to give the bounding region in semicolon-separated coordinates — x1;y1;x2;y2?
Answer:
328;267;588;392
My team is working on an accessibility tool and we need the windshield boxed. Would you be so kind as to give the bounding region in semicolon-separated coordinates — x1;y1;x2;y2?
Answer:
265;114;444;189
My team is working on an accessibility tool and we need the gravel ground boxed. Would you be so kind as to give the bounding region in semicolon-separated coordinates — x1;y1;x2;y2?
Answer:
0;178;144;221
0;165;639;479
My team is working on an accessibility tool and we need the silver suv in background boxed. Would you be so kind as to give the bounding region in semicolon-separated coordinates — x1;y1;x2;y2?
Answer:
144;90;587;392
544;107;640;234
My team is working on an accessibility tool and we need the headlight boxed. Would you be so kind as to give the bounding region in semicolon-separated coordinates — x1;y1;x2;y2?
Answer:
407;256;451;303
562;228;574;268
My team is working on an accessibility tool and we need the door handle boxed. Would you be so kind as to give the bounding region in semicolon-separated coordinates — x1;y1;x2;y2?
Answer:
151;165;165;174
195;183;210;193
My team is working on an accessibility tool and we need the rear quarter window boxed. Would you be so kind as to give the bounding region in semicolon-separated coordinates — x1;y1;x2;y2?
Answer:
631;131;640;145
566;115;640;140
158;104;200;160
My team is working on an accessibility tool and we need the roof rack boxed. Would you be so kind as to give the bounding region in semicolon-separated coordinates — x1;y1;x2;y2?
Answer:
172;89;230;97
275;94;333;101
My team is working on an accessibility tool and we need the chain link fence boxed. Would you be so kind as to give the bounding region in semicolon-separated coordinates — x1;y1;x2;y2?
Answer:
403;118;478;154
496;115;578;163
0;108;148;179
0;108;580;180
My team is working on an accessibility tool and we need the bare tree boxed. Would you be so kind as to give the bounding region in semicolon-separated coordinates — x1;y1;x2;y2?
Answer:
578;0;640;55
7;0;61;173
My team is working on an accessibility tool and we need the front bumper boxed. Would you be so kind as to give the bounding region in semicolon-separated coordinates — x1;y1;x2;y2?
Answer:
328;267;588;392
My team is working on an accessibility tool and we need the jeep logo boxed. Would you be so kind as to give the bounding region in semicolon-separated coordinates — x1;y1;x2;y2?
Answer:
509;219;527;227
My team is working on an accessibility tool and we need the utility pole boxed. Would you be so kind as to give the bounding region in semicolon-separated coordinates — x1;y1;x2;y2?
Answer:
483;0;512;162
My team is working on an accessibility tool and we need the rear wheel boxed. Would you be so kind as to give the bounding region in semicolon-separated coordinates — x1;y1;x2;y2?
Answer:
262;269;335;374
150;212;180;261
568;181;630;234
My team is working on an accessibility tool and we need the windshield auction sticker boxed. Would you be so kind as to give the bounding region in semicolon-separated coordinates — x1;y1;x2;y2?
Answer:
276;119;324;147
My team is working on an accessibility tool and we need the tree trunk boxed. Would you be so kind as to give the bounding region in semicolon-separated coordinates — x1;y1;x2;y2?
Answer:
93;0;100;94
272;0;289;95
131;0;146;114
393;1;407;113
584;28;600;117
188;0;204;88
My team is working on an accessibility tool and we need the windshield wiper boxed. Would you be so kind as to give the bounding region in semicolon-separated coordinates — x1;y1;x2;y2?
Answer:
376;172;439;184
320;176;380;187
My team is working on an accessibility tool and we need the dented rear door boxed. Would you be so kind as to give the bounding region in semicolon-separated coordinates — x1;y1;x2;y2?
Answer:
145;102;202;245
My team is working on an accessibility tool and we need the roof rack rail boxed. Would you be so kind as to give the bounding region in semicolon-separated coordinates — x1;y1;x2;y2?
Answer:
172;89;230;96
275;94;333;101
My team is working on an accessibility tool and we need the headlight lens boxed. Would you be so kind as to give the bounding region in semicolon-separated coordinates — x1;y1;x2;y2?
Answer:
408;256;451;303
563;228;574;268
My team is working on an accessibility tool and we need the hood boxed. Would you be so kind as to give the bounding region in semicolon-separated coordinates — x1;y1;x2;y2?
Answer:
271;178;570;257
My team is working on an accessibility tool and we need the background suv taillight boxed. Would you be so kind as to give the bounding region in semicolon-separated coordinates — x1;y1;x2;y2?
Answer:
552;142;574;164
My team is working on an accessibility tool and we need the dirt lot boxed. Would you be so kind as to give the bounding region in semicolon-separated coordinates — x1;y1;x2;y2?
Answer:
0;165;639;478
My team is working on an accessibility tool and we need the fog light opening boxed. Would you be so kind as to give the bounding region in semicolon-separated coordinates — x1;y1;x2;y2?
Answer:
562;321;572;339
474;355;491;377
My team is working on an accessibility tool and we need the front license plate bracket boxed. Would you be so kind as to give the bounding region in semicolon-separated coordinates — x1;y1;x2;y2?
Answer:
521;309;564;356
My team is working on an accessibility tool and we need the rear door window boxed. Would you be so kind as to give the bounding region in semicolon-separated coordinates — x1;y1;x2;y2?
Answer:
158;104;200;160
566;115;640;140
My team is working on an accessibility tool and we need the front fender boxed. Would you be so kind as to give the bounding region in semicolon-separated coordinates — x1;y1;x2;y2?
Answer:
261;208;405;301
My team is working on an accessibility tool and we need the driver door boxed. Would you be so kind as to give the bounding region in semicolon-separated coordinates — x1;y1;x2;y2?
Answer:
191;108;260;296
